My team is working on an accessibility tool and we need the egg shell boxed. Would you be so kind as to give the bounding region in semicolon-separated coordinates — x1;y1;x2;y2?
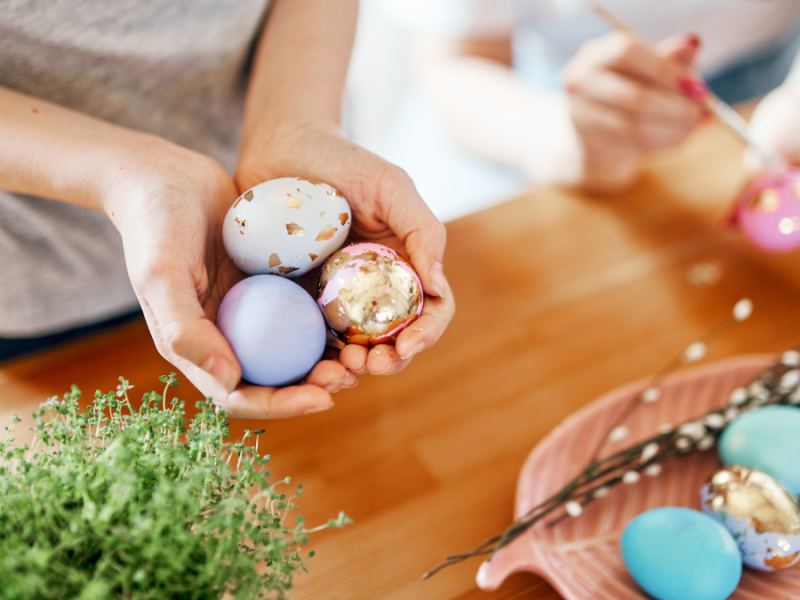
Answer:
732;168;800;253
317;243;423;346
621;507;742;600
718;405;800;496
222;177;351;277
216;275;326;387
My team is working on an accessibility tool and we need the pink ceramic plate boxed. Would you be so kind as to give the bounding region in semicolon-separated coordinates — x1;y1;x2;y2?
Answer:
477;355;800;599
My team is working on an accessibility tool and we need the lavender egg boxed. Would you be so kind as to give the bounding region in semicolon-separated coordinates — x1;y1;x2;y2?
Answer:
317;243;423;347
222;177;351;277
733;168;800;253
217;275;326;387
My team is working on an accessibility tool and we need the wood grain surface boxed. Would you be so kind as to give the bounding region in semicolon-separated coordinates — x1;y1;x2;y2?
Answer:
4;119;800;599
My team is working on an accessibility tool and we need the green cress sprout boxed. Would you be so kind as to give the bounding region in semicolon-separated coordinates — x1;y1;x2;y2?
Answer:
0;375;351;600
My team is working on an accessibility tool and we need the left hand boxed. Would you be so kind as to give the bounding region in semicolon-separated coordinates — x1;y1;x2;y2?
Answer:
236;119;455;377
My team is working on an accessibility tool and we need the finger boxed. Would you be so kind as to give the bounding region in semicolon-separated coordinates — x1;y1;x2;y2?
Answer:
576;70;701;122
366;344;407;376
570;95;635;147
656;33;701;68
221;384;334;419
633;119;699;152
601;31;686;90
339;344;369;374
377;169;448;300
134;260;240;392
395;269;455;360
303;359;353;392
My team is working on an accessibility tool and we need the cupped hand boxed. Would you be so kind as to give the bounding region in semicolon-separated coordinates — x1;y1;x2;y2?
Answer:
103;139;352;418
235;120;455;377
563;31;705;191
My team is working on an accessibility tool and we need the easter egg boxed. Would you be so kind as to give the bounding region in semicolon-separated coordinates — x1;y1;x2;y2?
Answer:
718;405;800;496
217;275;326;387
621;507;742;600
701;466;800;571
317;243;423;347
732;168;800;253
222;177;351;277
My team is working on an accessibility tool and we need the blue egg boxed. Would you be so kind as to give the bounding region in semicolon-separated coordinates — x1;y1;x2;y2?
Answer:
217;275;326;387
621;508;742;600
718;405;800;496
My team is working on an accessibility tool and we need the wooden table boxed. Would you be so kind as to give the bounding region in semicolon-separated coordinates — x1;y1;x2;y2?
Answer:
4;121;800;599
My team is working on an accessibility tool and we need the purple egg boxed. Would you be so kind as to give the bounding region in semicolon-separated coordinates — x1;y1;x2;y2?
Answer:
733;167;800;253
217;275;326;387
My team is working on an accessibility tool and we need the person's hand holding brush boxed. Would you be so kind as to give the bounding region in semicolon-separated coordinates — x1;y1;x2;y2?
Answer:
563;31;707;193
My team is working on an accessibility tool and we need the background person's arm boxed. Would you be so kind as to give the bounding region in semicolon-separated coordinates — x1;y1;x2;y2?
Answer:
235;0;455;377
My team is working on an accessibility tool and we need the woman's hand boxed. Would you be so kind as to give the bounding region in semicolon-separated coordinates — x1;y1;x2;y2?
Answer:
236;119;455;377
104;138;353;418
747;83;800;172
563;32;705;192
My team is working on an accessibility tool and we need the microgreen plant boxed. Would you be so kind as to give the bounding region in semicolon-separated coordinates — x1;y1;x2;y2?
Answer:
0;375;350;599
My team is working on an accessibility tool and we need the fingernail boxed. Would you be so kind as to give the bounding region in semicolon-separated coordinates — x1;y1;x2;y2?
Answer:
676;76;709;102
304;401;334;415
325;377;346;392
429;261;446;298
201;354;237;392
399;341;426;360
376;362;394;375
683;33;700;49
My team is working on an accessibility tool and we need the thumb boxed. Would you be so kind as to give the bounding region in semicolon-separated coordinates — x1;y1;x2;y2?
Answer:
657;33;701;68
384;173;448;300
137;263;241;393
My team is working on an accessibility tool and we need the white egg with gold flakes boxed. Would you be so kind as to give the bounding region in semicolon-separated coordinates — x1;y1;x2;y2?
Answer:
222;178;351;277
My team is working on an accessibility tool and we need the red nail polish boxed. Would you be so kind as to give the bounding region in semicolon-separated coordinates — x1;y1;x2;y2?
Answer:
684;34;701;49
677;76;709;102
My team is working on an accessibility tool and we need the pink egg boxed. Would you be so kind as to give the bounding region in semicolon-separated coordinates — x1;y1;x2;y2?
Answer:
732;168;800;253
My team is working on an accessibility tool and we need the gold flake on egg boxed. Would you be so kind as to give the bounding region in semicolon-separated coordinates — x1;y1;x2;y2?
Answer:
278;266;298;274
339;213;349;226
750;189;780;212
234;216;247;228
309;253;318;260
286;223;306;236
232;189;254;208
320;211;326;217
327;189;344;199
301;178;325;186
286;194;303;209
315;224;337;241
269;253;282;268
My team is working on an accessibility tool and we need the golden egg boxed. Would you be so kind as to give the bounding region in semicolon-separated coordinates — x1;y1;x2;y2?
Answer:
701;466;800;571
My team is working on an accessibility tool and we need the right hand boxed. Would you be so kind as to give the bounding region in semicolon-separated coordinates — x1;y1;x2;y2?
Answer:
103;139;355;419
563;31;705;191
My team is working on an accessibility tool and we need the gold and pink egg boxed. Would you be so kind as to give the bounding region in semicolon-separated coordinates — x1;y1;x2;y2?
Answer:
317;243;423;347
732;167;800;253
